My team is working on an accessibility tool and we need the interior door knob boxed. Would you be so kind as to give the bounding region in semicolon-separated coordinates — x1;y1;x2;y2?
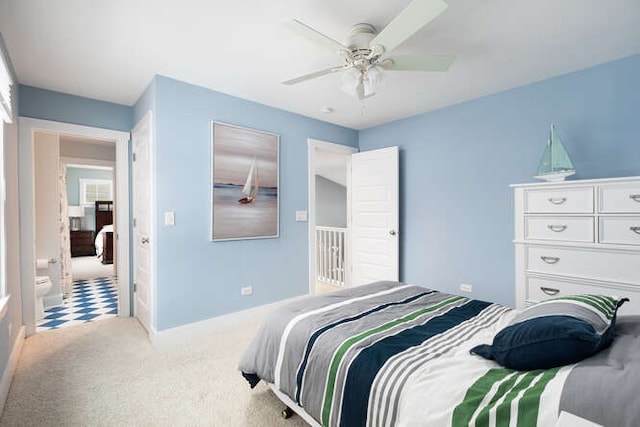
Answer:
389;230;397;236
141;237;150;244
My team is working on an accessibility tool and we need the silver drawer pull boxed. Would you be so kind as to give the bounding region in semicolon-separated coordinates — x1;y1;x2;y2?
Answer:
540;256;560;264
548;197;567;205
629;194;640;202
540;286;560;296
547;224;567;232
630;226;640;235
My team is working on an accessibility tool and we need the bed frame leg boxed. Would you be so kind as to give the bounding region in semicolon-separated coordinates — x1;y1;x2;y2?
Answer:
281;407;295;419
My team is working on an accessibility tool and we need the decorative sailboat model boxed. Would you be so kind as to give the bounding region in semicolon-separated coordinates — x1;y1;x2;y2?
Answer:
534;124;576;182
238;157;259;204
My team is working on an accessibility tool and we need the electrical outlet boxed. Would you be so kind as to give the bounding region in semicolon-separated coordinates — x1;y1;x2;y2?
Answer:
460;283;473;293
240;286;253;296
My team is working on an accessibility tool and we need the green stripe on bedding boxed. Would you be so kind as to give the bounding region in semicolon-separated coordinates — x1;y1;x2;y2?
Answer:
516;368;559;426
539;294;617;320
452;367;560;427
321;295;465;426
451;368;513;426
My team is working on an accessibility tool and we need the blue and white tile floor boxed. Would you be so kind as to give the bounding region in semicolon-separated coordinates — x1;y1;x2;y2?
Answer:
37;276;118;332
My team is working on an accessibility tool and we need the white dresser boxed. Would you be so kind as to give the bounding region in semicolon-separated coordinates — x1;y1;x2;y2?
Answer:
512;176;640;315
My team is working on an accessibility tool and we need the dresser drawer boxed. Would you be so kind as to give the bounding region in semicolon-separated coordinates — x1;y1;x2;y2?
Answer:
599;183;640;213
524;187;593;214
525;216;594;242
599;217;640;246
526;246;640;285
525;276;640;316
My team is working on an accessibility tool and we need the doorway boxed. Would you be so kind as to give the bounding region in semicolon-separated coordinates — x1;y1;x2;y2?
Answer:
19;118;130;336
308;141;400;295
308;139;357;295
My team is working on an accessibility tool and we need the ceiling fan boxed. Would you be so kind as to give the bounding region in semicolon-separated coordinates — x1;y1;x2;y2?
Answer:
282;0;456;100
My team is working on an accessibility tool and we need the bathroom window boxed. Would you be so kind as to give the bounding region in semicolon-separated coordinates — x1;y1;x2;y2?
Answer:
0;121;5;304
79;178;113;206
0;50;11;311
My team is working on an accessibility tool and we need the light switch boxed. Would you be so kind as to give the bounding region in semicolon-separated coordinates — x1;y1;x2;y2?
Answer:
164;211;175;226
295;210;308;222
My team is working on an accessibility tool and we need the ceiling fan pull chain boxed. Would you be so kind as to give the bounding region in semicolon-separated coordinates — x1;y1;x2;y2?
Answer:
360;101;367;116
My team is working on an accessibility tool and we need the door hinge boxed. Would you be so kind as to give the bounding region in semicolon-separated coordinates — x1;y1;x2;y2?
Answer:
133;152;137;161
133;218;137;227
134;282;137;292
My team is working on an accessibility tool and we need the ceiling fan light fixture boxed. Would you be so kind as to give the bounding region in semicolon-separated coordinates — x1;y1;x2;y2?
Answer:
363;65;383;97
340;67;361;96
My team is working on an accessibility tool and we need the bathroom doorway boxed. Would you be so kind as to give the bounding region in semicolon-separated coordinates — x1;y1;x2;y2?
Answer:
19;118;130;336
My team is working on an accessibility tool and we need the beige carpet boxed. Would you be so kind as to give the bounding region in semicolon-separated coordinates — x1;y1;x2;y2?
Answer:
0;317;308;426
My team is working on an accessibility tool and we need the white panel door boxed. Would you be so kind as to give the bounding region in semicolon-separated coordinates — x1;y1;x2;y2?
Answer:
132;114;152;332
350;146;399;286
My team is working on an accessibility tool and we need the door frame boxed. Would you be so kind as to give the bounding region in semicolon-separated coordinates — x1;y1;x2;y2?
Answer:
131;111;155;333
307;139;357;295
18;117;130;336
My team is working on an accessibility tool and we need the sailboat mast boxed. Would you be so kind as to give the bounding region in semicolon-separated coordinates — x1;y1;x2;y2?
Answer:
242;157;256;196
550;124;555;171
251;162;259;199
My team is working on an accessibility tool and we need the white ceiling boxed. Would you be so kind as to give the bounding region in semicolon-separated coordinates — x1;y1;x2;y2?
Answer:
1;0;639;130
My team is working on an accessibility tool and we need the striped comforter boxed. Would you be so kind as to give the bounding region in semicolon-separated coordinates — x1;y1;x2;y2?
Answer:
239;281;639;426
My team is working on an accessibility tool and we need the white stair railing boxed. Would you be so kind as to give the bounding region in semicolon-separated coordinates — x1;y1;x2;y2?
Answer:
316;226;346;287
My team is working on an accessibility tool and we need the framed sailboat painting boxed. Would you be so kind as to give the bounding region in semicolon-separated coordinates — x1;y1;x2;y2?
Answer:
211;122;279;241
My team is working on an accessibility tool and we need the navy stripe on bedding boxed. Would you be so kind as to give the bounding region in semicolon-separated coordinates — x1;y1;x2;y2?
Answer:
339;299;492;426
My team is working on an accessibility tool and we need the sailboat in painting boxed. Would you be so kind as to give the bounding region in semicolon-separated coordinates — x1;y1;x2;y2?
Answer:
238;157;259;204
534;124;576;182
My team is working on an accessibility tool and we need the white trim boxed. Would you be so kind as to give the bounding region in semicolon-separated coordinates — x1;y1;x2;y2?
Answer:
61;156;115;170
149;294;308;348
0;325;25;417
18;117;131;335
307;139;357;295
65;163;113;171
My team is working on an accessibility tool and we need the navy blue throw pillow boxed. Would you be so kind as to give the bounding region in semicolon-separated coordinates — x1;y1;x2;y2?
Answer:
471;295;628;370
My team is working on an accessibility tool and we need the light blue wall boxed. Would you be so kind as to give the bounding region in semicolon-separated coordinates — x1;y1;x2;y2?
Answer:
316;175;347;228
19;85;133;132
66;167;113;205
358;54;640;307
152;75;358;330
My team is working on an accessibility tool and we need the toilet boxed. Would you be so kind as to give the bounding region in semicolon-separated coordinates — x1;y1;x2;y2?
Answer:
35;276;53;320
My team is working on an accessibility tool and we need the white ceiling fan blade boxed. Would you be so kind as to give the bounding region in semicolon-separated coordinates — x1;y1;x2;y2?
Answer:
283;19;348;53
370;0;448;54
381;55;456;72
282;66;343;85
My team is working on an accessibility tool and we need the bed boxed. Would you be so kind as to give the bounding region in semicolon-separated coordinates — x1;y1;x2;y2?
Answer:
239;281;640;427
94;200;114;264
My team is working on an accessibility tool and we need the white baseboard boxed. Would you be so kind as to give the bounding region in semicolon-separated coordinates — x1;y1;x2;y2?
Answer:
150;295;308;348
0;325;25;417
